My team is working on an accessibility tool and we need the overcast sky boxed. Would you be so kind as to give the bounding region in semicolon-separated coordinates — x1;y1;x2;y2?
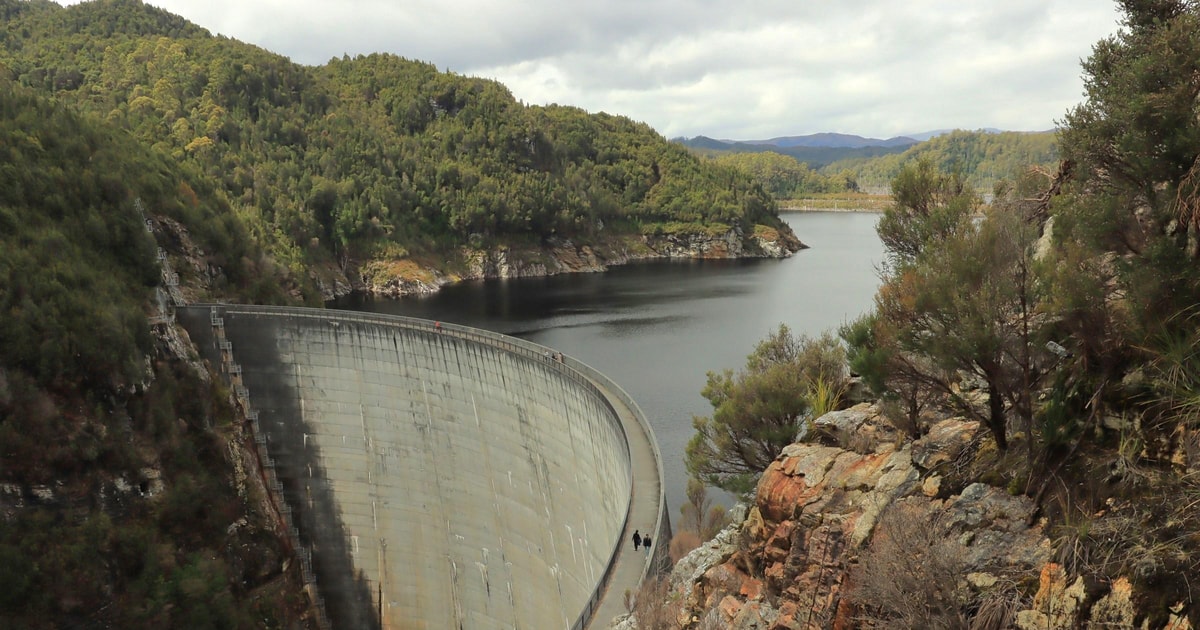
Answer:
61;0;1125;140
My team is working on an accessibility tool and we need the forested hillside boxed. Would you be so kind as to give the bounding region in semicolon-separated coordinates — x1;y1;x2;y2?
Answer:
681;128;1059;198
679;136;912;169
697;130;1057;202
0;0;792;287
825;129;1059;192
0;80;309;628
706;151;859;198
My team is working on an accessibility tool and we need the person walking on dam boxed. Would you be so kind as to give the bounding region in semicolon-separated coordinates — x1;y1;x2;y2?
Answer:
632;530;641;551
643;534;652;553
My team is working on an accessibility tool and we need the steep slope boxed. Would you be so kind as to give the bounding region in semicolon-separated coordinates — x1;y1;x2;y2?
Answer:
623;405;1199;629
0;81;312;628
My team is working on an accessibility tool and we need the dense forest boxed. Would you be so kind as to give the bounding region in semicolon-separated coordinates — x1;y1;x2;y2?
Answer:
700;127;1065;196
686;129;1059;198
676;135;914;169
825;128;1060;192
0;0;792;284
704;151;860;198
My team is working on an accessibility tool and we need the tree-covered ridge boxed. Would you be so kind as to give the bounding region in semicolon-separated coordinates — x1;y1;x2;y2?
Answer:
677;136;913;169
682;129;1059;197
825;129;1059;192
0;0;791;276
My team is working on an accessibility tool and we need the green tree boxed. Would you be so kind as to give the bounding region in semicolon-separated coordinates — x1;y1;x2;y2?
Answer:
840;312;947;439
1052;0;1200;436
875;158;978;269
685;325;846;495
850;160;1058;452
876;206;1051;451
1061;1;1200;220
1057;0;1200;334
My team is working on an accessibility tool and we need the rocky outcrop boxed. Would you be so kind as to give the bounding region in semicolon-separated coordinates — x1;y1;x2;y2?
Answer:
334;225;805;300
151;215;225;302
617;404;1196;630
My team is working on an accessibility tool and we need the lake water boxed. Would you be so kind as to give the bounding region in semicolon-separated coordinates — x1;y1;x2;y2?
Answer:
332;212;885;523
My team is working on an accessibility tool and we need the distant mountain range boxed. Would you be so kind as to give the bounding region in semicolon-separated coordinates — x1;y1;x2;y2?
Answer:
741;132;919;149
677;129;1015;149
673;134;915;167
672;128;1024;168
675;133;915;150
902;128;1008;141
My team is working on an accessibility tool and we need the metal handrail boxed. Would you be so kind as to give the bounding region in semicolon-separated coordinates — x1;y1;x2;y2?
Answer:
188;303;667;630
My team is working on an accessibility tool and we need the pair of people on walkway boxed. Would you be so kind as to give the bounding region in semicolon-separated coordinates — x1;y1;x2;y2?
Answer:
632;529;651;552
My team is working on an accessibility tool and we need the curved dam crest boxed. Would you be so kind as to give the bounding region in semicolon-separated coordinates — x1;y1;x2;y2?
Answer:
179;305;668;629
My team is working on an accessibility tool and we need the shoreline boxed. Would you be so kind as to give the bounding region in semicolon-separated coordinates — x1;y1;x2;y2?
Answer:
779;196;891;213
780;206;885;213
319;228;806;301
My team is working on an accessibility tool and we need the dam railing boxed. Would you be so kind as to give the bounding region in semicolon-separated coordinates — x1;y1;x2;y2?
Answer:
187;304;668;630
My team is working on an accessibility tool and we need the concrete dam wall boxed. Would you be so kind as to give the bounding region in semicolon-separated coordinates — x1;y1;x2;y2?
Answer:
179;305;667;629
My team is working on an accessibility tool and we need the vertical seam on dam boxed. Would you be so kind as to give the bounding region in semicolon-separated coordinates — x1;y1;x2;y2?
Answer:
177;305;669;630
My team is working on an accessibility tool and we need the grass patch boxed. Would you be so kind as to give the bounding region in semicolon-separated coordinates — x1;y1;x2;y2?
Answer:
753;224;781;241
360;257;436;286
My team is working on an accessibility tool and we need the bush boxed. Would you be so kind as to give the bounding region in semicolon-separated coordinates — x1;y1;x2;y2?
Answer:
850;500;970;629
631;577;682;629
669;530;701;564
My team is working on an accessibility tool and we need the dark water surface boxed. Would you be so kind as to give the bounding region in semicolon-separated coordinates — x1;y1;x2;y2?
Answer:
333;212;885;521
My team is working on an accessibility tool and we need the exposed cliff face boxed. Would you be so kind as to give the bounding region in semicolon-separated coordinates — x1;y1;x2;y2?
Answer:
328;225;806;299
627;403;1197;630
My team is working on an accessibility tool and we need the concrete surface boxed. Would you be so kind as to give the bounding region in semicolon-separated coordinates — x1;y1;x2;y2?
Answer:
180;305;668;629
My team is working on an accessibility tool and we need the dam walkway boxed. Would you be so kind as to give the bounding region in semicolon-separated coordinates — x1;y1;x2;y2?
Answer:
585;376;668;627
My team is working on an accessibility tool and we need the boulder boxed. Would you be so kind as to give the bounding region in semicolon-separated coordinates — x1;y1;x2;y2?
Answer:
811;403;900;453
911;417;981;470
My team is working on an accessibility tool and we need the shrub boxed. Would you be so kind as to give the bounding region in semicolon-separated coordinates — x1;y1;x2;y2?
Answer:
669;530;701;564
850;500;970;630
